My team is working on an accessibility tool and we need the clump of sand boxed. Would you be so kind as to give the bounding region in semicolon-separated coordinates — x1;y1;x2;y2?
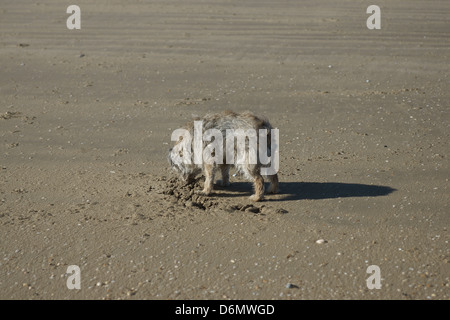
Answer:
155;175;288;214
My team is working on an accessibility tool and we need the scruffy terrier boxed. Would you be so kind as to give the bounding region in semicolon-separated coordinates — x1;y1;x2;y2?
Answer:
168;110;279;201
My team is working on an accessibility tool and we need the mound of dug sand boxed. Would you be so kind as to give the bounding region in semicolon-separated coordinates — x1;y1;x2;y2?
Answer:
155;176;288;215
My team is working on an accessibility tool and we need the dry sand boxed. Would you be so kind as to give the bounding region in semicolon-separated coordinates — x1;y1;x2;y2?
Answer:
0;0;449;299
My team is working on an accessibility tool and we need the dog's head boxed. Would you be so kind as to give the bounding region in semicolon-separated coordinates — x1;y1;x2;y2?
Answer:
168;143;201;183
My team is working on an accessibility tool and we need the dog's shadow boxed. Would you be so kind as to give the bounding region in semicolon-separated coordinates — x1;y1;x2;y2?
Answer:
214;181;396;201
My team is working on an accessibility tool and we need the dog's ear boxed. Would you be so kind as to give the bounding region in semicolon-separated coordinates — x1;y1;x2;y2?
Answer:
167;148;173;165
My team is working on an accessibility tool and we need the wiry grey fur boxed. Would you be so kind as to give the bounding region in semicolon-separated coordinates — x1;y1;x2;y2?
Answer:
168;110;279;201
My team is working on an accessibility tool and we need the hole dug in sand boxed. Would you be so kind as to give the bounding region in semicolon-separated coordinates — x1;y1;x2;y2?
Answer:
155;176;288;215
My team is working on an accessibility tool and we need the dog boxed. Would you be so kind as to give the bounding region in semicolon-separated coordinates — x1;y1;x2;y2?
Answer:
168;110;279;201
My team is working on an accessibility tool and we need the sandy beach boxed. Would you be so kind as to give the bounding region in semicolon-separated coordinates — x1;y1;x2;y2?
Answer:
0;0;448;299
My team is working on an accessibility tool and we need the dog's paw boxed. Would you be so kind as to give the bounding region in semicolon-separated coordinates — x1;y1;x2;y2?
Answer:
249;194;263;202
217;180;230;187
267;187;278;194
196;190;211;196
